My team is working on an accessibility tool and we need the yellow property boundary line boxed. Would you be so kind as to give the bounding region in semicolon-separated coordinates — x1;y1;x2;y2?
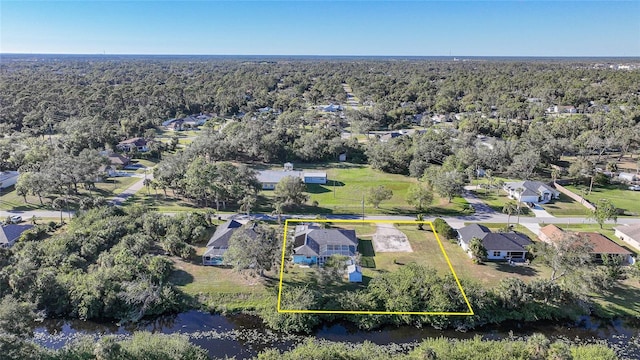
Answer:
277;219;474;316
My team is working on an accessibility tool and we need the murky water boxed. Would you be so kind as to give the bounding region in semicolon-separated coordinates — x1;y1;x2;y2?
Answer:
32;311;640;359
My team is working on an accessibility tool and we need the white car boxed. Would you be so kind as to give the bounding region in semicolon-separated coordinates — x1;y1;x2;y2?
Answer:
9;215;22;224
629;185;640;191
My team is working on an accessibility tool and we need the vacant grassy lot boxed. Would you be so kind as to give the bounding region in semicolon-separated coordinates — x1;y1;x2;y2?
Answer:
565;184;640;216
541;193;590;217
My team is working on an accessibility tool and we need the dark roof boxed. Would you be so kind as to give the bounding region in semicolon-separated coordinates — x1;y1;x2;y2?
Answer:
457;224;491;244
0;224;34;246
293;228;357;257
206;219;243;247
482;233;532;251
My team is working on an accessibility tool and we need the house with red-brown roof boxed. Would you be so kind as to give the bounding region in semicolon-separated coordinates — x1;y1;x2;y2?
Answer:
538;224;634;264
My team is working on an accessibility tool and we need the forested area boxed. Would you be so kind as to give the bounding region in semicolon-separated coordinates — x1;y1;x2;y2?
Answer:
2;57;640;196
0;207;210;322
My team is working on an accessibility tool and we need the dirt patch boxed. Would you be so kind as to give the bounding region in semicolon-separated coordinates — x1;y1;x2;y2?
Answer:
372;223;413;252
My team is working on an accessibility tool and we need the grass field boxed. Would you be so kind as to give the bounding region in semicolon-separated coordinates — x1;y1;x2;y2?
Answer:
541;193;590;217
565;184;640;216
258;163;471;216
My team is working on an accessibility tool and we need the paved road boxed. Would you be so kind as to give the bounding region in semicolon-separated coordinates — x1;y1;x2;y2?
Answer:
111;173;154;206
462;186;497;215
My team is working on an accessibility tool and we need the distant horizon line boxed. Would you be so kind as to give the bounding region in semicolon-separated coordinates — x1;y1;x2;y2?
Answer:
2;53;639;59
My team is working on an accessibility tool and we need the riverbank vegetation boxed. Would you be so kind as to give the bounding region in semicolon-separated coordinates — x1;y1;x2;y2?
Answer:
257;336;618;360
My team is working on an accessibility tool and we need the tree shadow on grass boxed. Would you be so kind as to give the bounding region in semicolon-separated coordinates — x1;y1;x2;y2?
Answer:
493;263;539;277
168;269;195;286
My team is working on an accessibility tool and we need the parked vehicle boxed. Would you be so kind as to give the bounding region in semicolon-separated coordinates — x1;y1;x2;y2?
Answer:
629;185;640;191
9;215;22;223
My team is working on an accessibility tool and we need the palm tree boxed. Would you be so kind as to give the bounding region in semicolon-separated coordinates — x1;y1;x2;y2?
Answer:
502;202;517;227
551;168;559;183
143;178;152;196
485;169;493;195
271;202;284;225
515;187;524;225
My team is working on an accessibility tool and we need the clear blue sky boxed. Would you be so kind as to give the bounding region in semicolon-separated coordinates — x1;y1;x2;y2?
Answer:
1;1;639;56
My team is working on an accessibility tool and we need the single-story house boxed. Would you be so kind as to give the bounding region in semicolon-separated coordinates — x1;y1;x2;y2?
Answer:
614;224;640;252
1;224;34;248
203;219;246;266
0;171;20;190
539;224;634;264
292;225;358;266
256;170;303;190
457;224;532;261
116;138;148;152
618;172;638;183
577;232;634;264
257;163;327;189
538;224;565;244
503;181;560;204
106;153;130;168
98;165;117;178
347;264;363;283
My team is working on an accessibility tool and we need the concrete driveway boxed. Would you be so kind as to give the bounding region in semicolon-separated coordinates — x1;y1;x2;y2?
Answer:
372;223;413;252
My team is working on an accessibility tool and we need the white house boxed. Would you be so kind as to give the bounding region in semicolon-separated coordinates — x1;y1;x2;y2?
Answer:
256;163;327;189
503;181;560;204
457;224;532;261
0;171;20;190
614;224;640;253
618;172;638;183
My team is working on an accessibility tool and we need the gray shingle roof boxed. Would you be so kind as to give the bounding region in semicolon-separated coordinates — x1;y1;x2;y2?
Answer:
293;227;357;257
482;233;532;251
457;224;491;244
206;219;243;247
0;224;34;246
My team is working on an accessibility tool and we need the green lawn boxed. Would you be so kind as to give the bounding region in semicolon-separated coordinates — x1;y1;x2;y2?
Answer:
541;193;591;217
258;163;471;216
565;184;640;216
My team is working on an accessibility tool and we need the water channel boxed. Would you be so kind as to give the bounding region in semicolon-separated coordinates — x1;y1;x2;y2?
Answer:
32;311;640;359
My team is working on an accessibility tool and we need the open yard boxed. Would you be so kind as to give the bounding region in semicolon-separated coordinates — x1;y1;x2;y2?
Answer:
541;193;590;217
259;163;471;216
564;184;640;216
169;245;274;312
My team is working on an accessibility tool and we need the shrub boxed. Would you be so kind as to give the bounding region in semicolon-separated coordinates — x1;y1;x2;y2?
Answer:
432;218;456;240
